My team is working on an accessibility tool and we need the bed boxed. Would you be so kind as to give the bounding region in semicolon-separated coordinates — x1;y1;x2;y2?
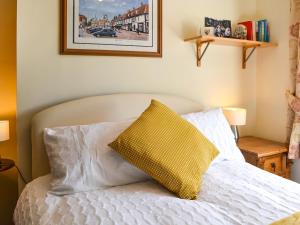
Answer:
13;93;300;225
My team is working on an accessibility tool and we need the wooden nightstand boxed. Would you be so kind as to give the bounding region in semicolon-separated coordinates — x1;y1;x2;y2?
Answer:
0;158;15;172
237;136;291;179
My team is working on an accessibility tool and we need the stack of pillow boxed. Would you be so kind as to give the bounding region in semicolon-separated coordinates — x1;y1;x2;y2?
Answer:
44;100;244;199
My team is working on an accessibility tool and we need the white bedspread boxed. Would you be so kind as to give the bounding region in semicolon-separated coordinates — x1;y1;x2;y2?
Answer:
14;161;300;225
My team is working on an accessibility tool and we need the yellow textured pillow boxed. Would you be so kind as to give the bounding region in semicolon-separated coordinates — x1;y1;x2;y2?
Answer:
109;100;219;199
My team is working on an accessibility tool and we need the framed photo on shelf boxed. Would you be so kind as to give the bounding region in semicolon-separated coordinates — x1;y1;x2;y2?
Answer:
61;0;162;57
205;17;231;38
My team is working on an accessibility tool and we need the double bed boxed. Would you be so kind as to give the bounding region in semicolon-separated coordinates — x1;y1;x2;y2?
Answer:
14;94;300;225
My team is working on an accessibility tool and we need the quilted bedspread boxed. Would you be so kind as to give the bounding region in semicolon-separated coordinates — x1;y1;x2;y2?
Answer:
14;161;300;225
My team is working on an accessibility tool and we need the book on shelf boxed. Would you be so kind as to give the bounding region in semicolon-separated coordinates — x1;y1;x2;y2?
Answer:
257;19;270;42
256;21;259;41
252;21;256;41
238;19;270;42
267;22;270;42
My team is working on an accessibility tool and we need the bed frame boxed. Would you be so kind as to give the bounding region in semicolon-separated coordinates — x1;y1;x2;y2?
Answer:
31;93;202;179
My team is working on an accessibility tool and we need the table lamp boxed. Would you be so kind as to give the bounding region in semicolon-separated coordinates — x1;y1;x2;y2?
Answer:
0;120;26;182
223;108;247;142
0;120;10;165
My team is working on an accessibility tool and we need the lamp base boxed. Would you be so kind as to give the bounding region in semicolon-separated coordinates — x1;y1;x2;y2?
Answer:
231;125;240;142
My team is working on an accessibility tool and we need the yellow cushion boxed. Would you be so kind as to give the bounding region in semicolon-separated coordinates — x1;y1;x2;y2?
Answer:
109;100;219;199
270;212;300;225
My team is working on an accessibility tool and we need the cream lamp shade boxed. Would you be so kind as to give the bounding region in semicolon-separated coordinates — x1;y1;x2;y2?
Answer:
0;120;9;142
223;108;247;126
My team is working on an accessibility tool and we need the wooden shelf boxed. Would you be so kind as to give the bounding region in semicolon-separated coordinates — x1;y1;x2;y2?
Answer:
184;36;277;47
184;36;278;69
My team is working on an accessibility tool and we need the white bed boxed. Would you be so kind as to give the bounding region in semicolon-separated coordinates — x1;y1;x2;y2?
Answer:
14;93;300;225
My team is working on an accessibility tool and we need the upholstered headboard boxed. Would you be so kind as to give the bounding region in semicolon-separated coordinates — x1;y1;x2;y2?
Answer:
31;93;202;179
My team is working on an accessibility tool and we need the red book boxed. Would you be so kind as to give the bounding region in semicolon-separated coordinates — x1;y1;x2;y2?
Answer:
238;21;253;40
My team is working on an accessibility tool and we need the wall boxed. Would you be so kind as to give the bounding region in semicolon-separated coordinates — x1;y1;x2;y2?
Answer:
17;0;257;183
256;0;290;143
0;0;18;225
255;0;300;182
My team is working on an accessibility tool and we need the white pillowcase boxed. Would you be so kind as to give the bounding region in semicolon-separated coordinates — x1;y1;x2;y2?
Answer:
44;120;149;195
182;108;245;163
44;107;243;196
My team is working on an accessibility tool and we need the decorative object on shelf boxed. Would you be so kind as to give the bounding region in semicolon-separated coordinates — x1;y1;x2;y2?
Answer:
183;36;278;69
238;21;256;41
61;0;162;57
233;24;247;39
205;17;232;37
202;27;215;36
223;108;247;142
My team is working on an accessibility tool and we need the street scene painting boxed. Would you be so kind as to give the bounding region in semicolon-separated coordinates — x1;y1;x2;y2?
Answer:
61;0;162;57
79;0;150;41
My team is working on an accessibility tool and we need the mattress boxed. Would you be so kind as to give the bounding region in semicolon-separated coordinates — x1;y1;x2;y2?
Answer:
14;161;300;225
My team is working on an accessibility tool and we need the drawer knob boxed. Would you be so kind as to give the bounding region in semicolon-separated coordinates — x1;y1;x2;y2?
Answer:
271;163;276;172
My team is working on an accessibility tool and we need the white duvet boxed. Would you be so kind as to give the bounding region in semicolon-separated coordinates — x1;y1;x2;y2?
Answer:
14;160;300;225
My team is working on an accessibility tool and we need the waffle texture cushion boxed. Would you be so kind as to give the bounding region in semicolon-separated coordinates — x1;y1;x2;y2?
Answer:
109;100;219;199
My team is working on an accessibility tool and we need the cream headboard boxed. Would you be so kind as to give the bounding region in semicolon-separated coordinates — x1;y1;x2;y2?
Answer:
31;93;201;179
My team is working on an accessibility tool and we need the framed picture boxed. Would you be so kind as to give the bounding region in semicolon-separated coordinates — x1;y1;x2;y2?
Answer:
205;17;231;38
61;0;162;57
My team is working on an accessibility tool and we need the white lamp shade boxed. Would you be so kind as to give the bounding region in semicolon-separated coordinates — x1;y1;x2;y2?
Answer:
223;108;247;126
0;120;9;142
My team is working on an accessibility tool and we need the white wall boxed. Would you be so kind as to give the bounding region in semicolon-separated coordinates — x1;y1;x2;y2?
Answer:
17;0;258;183
256;0;290;142
255;0;300;182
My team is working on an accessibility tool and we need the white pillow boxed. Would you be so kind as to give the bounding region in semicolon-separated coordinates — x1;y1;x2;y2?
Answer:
44;107;243;196
44;120;150;195
182;108;245;163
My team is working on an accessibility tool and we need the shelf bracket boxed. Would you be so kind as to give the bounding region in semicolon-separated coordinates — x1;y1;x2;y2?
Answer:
196;40;214;67
242;45;259;69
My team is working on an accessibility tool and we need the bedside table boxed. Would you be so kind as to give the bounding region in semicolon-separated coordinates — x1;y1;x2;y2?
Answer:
0;158;15;172
237;136;291;179
0;158;28;184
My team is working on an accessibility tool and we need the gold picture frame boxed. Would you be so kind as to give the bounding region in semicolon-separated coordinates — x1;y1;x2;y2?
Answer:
61;0;162;57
